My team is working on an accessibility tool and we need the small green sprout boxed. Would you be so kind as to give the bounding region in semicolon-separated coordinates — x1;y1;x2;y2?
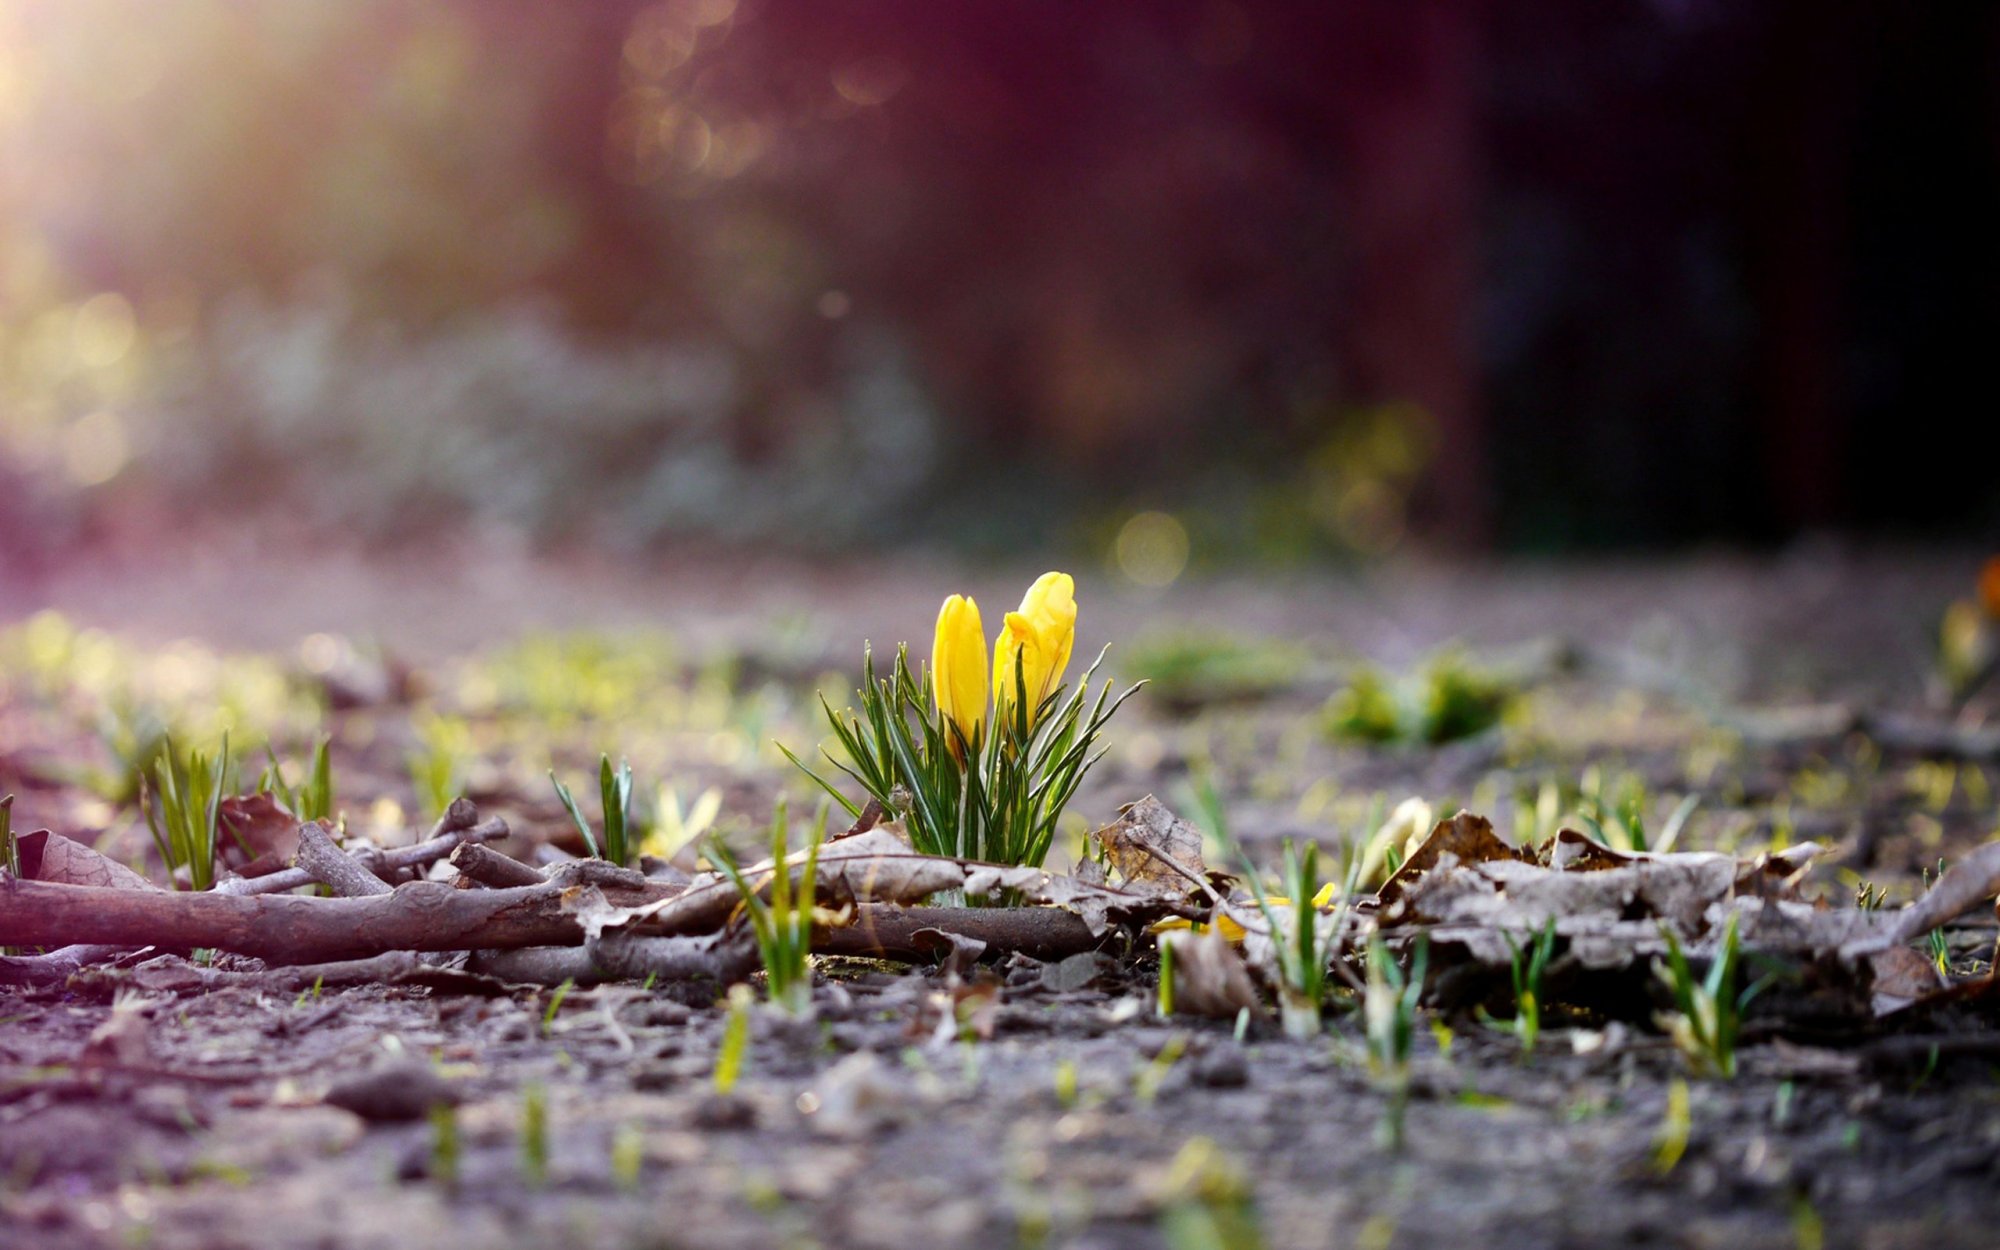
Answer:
1364;933;1428;1152
1655;913;1770;1078
1157;937;1177;1018
258;736;335;824
714;983;753;1094
520;1082;548;1187
1133;1034;1188;1105
542;978;574;1037
428;1103;460;1189
1853;880;1888;911
406;715;471;820
1;794;16;955
611;1122;644;1191
551;754;634;867
1651;1078;1691;1174
0;793;17;879
1155;1137;1265;1250
1239;837;1354;1040
1504;918;1558;1055
710;800;821;1015
143;733;232;891
1922;859;1951;976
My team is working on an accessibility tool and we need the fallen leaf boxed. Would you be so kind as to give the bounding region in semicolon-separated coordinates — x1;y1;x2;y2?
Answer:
215;792;303;871
1377;811;1533;910
16;830;160;891
1094;795;1207;891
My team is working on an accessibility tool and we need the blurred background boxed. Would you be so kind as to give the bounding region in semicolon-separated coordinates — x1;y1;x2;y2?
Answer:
2;0;1998;577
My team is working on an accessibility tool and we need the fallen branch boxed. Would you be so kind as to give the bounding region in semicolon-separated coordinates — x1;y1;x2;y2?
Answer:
815;905;1107;962
0;876;593;963
0;943;151;988
468;930;757;987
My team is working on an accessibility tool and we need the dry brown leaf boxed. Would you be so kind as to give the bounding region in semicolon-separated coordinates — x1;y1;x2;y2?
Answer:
1866;945;1946;1016
1377;811;1534;911
216;792;303;871
1094;795;1207;891
17;830;161;891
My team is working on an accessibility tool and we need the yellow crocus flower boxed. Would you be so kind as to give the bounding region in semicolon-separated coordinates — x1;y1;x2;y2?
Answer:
992;571;1077;731
932;594;988;759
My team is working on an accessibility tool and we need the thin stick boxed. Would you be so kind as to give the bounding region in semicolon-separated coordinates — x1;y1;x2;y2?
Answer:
294;820;392;897
216;813;505;896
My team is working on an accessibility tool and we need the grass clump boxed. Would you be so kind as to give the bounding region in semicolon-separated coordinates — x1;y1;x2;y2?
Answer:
1120;631;1306;708
711;801;821;1015
143;733;233;891
1324;650;1513;746
1503;918;1557;1055
1655;913;1769;1078
257;735;335;824
551;754;635;867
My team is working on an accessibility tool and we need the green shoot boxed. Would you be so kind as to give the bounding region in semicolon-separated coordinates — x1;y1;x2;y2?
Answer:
542;978;573;1037
611;1123;644;1191
428;1103;460;1189
1133;1033;1188;1105
520;1082;548;1187
1157;937;1177;1017
551;754;634;866
1054;1058;1079;1110
1364;934;1427;1152
1651;1078;1691;1174
1922;859;1950;976
1504;918;1557;1055
1;795;15;955
710;800;820;1015
714;983;752;1094
0;793;17;879
143;733;232;891
406;714;470;820
783;643;1139;868
1655;912;1769;1078
1156;1137;1265;1250
1236;835;1358;1039
258;736;335;824
1853;880;1887;911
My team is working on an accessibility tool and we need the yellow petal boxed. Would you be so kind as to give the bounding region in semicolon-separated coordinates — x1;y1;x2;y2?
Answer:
932;594;987;757
992;572;1078;731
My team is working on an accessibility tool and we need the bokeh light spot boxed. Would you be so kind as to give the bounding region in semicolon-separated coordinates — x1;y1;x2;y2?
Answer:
72;293;137;368
61;411;130;485
1114;511;1190;587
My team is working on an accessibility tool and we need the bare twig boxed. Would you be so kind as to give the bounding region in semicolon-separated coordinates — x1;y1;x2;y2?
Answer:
216;809;505;897
450;842;545;889
294;820;392;897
